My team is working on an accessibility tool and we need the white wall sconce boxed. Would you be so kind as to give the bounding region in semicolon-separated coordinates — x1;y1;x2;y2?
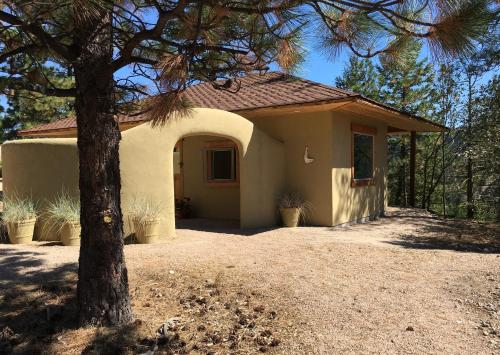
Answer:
304;146;314;164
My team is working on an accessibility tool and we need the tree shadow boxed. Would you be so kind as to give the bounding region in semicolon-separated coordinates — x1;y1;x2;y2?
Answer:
384;215;500;253
175;218;278;236
0;248;78;353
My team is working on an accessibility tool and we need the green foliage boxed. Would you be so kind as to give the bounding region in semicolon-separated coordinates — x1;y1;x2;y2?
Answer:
335;46;499;222
2;195;37;223
335;56;380;98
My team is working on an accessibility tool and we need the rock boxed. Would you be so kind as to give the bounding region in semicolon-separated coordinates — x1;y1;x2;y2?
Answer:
268;311;277;320
197;324;206;332
157;317;181;334
406;326;414;332
205;279;216;288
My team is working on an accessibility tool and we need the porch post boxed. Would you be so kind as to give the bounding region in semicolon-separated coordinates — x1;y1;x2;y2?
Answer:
409;131;416;207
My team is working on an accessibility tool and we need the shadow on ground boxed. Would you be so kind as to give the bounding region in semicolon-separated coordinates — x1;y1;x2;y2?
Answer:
175;218;278;236
0;248;78;353
382;211;500;253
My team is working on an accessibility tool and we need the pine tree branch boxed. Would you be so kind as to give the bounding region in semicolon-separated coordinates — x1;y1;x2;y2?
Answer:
0;76;76;97
0;10;75;61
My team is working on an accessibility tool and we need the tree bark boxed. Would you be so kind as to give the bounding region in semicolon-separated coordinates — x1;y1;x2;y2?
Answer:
409;131;416;207
74;11;133;326
395;137;407;206
466;158;474;219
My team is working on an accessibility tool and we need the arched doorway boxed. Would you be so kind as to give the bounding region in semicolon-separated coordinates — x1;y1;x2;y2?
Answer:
174;135;241;230
120;108;285;238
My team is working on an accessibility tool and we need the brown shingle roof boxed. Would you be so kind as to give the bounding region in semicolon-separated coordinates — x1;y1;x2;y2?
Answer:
19;72;358;136
18;71;444;135
184;71;355;111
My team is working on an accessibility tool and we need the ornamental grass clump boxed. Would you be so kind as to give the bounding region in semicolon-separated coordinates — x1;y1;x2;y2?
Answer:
3;196;37;223
129;196;162;244
2;195;38;244
277;192;312;227
44;193;81;246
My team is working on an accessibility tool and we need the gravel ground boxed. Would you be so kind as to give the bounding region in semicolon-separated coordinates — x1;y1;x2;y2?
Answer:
0;207;499;354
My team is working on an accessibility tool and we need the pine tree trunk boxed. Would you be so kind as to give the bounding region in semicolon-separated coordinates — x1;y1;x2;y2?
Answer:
74;11;133;326
396;138;407;206
466;158;474;219
409;131;416;207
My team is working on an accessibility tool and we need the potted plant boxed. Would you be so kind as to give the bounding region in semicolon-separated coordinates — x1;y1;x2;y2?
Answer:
130;197;162;244
45;193;81;246
175;197;192;219
3;196;38;244
278;192;311;227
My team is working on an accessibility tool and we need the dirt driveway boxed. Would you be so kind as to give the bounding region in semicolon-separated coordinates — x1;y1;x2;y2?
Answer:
0;208;499;354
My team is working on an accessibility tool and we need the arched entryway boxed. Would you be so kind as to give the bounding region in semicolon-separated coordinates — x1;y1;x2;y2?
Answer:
119;108;285;238
174;135;241;229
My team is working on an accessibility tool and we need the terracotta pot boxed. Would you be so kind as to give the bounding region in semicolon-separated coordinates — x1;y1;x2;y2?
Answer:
61;222;81;246
280;208;300;227
7;218;36;244
134;218;161;244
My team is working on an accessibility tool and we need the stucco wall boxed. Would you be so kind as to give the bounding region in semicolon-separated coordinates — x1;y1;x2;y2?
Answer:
2;139;79;240
330;111;387;225
247;109;387;226
249;111;334;226
181;135;240;220
119;108;285;237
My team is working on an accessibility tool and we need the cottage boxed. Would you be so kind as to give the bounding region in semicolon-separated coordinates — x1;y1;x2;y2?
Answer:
3;72;444;239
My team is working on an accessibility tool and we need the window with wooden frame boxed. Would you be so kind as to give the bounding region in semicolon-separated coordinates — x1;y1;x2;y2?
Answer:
204;140;239;186
351;124;376;187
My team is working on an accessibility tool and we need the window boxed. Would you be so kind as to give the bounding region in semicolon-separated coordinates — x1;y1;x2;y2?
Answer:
351;124;376;187
205;141;239;184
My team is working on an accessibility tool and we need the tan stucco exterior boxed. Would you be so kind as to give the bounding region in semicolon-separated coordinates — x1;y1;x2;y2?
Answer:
181;136;240;220
3;108;285;240
4;104;411;240
2;139;79;240
247;108;387;226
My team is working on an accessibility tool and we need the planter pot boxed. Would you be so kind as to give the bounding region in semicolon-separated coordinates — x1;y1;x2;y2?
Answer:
133;218;161;244
280;208;301;227
61;222;81;246
6;218;36;244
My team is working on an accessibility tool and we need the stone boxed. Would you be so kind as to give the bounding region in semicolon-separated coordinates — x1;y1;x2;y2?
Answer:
205;279;216;288
406;326;414;332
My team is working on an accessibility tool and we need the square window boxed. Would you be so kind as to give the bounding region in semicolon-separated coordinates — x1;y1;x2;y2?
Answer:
205;142;238;183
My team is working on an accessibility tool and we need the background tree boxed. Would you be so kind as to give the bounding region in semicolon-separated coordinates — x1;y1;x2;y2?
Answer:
0;0;495;326
335;56;379;98
0;64;74;141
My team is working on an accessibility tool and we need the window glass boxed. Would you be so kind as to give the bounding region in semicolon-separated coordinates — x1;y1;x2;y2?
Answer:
353;133;373;180
207;149;236;181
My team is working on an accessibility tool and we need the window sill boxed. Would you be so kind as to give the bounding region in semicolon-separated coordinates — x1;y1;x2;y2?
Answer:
351;179;375;187
205;181;240;188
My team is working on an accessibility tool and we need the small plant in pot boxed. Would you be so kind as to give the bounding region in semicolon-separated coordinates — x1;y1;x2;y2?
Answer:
45;193;81;246
278;192;311;227
130;197;162;244
175;197;192;219
3;196;38;244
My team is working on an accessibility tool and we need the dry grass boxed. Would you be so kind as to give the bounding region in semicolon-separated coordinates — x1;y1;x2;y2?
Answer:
0;208;499;354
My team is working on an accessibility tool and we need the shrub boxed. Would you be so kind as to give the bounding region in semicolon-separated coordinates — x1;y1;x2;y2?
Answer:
44;193;80;237
2;195;37;223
